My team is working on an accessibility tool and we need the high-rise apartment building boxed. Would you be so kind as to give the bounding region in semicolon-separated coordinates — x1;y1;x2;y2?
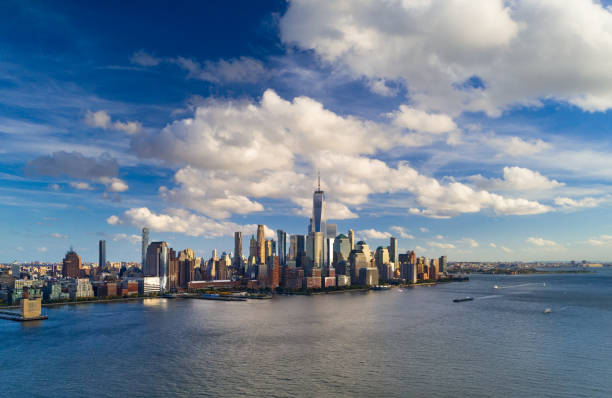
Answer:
99;240;106;269
234;232;242;266
141;227;149;270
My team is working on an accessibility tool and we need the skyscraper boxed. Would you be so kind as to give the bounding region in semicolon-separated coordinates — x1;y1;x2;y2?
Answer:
277;230;287;266
234;232;243;266
333;234;351;265
310;174;326;235
145;241;169;292
62;248;82;278
439;255;447;273
141;227;149;270
99;240;106;269
348;229;355;250
257;224;265;264
389;237;398;265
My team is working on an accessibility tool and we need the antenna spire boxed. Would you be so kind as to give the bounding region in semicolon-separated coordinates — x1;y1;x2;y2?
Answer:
317;170;321;191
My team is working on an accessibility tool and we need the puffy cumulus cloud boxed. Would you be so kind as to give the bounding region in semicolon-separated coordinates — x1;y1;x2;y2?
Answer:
501;246;512;253
112;233;141;244
107;207;275;239
390;226;414;239
388;105;457;134
50;233;67;239
131;89;407;174
129;90;551;221
489;243;497;248
281;0;612;114
358;229;392;240
26;151;129;193
469;167;563;192
526;237;558;247
555;196;604;209
419;227;429;233
85;110;142;134
587;234;612;247
428;241;456;249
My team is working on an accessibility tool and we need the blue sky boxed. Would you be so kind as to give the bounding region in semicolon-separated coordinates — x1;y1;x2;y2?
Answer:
2;0;612;263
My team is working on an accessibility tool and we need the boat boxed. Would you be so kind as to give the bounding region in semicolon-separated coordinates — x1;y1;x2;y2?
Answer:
493;285;499;289
372;285;391;290
544;308;552;314
453;297;474;303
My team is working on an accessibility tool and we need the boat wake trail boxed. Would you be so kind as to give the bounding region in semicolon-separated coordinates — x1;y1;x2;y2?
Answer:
477;295;502;300
494;282;545;290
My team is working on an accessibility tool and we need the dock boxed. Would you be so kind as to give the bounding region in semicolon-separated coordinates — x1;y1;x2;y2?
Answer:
0;309;48;322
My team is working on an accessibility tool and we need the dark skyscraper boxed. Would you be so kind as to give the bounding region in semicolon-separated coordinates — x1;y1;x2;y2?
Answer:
99;240;106;269
234;231;243;266
277;229;287;266
141;227;149;270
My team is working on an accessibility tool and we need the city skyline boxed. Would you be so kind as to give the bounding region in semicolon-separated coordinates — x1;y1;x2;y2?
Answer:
3;1;612;263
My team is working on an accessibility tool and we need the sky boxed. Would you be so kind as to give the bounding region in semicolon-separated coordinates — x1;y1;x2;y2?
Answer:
2;0;612;263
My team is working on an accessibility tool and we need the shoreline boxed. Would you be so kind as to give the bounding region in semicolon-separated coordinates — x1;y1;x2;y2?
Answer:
0;278;468;309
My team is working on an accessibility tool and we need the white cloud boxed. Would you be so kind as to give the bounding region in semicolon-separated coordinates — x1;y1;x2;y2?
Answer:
428;241;456;249
358;229;392;240
37;247;48;252
435;235;444;240
85;110;142;134
368;78;397;97
99;177;129;193
50;233;67;239
415;245;427;252
388;105;457;134
526;237;558;247
461;238;479;248
129;90;551;221
112;233;141;245
419;227;429;233
107;207;275;239
49;183;61;191
469;166;563;191
587;234;612;246
483;136;551;157
489;243;497;248
555;196;604;209
281;0;612;114
390;226;414;239
501;246;512;253
70;181;94;190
